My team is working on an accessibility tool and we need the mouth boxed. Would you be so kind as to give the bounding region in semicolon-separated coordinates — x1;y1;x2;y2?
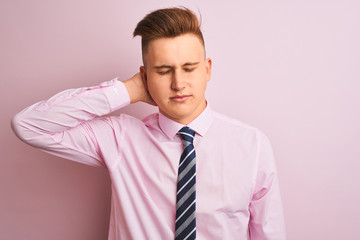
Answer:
170;95;191;102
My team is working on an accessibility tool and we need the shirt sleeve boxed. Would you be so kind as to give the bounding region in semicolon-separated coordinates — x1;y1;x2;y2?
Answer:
11;78;131;168
248;131;286;239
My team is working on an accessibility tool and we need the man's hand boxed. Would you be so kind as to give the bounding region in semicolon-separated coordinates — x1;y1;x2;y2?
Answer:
123;72;156;106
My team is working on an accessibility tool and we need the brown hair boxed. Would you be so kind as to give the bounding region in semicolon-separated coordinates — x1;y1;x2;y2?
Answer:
133;7;205;56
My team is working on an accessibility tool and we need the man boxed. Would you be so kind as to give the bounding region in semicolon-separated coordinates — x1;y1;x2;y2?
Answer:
12;7;286;240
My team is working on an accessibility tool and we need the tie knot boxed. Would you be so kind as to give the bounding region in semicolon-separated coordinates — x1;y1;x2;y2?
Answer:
178;126;195;144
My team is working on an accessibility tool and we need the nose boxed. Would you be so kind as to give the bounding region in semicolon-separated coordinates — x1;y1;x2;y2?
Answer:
171;70;185;91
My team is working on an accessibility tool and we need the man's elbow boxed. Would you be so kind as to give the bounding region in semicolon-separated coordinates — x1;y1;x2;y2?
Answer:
11;112;30;143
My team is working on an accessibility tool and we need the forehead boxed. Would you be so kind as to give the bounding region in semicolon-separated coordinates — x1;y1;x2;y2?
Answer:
144;34;205;67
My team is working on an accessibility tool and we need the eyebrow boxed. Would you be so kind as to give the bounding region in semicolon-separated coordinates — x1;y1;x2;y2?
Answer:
153;62;200;69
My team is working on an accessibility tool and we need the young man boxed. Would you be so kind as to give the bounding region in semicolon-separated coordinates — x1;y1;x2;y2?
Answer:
12;7;286;240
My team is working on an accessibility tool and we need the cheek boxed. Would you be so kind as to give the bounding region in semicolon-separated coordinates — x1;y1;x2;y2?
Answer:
194;73;208;88
147;79;168;100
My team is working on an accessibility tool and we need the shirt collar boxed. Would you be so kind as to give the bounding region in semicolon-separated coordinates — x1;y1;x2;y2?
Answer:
158;103;214;140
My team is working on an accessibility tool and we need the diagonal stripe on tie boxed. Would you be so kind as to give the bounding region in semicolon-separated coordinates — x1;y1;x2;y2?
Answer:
175;126;196;240
177;184;196;210
177;172;196;200
178;157;196;183
179;147;195;169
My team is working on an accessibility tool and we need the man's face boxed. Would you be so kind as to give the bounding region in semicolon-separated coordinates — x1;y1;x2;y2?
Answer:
141;33;212;125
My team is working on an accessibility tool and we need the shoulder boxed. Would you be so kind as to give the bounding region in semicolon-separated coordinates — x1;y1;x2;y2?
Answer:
89;113;151;131
212;111;257;133
111;112;162;132
142;112;159;127
211;111;269;143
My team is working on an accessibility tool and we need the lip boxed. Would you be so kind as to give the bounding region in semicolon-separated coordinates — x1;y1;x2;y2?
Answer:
170;95;191;102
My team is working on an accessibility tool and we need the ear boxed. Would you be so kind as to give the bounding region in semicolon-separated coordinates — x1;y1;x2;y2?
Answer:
205;58;212;82
139;66;148;90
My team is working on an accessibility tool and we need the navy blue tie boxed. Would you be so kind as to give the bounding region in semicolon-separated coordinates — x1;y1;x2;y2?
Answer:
175;126;196;240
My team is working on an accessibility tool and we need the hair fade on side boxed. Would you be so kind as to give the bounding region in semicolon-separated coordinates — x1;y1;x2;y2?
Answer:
133;7;205;56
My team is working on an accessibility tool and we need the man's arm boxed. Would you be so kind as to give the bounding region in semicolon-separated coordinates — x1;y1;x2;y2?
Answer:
11;72;153;167
248;131;286;239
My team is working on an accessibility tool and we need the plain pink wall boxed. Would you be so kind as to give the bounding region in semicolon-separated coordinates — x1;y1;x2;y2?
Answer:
1;0;359;239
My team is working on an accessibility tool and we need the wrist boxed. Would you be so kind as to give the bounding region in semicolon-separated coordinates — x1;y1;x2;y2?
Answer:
123;78;140;104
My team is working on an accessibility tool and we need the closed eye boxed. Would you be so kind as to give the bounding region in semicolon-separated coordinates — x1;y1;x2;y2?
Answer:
184;68;195;72
157;69;172;75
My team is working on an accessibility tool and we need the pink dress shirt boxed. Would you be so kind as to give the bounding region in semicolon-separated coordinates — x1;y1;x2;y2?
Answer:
12;78;286;239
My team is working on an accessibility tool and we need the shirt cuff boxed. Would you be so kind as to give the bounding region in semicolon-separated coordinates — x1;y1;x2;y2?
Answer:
101;78;131;112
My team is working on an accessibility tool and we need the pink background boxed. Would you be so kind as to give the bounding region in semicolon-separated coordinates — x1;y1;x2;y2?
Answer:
1;0;359;239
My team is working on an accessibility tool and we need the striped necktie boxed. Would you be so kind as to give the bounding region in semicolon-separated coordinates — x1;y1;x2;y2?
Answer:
175;126;196;240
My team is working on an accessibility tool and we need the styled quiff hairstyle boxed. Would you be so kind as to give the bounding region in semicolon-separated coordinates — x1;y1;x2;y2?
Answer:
133;7;205;57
